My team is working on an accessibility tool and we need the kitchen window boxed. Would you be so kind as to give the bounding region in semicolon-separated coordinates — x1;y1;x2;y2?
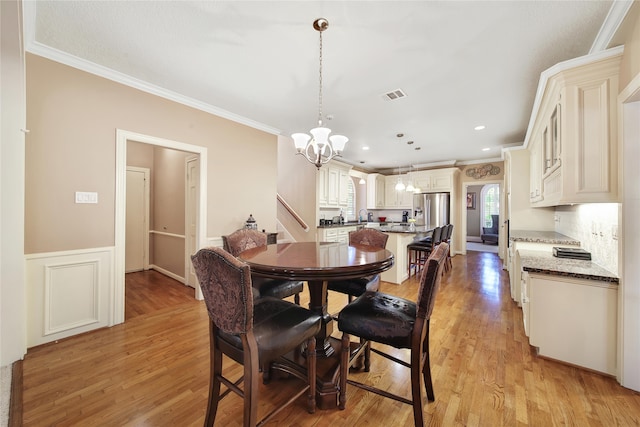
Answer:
481;184;500;228
346;178;355;220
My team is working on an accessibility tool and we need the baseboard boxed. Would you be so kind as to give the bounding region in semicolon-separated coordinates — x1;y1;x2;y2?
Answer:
148;265;185;284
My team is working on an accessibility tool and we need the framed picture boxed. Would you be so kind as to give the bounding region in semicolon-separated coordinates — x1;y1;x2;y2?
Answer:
467;192;476;209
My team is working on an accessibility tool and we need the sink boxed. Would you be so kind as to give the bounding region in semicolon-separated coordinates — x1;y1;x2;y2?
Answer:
364;222;380;228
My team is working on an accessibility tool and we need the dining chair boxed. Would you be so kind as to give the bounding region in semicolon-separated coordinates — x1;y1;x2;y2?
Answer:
441;224;454;273
191;247;322;427
327;228;389;303
337;242;449;427
223;229;304;304
407;226;442;278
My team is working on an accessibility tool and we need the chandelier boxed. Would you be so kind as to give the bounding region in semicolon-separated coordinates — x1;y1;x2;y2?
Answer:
292;18;348;169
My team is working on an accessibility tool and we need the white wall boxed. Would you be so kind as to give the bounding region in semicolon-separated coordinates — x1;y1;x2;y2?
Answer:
1;0;27;366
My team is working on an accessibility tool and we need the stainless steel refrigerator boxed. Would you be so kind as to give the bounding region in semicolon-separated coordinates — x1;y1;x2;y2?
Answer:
413;192;450;227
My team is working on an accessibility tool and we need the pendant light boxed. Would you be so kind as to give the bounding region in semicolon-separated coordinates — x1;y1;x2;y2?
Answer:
291;18;348;169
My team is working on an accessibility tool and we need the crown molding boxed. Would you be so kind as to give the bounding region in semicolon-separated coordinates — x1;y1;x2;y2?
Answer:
590;0;635;53
22;0;281;137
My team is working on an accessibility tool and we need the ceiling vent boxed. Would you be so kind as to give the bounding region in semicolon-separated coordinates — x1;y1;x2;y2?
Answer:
383;88;407;101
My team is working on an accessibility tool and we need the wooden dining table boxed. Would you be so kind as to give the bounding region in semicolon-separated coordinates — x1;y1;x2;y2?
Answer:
238;241;394;409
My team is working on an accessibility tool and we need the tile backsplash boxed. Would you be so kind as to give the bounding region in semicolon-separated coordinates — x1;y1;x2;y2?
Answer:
555;203;619;275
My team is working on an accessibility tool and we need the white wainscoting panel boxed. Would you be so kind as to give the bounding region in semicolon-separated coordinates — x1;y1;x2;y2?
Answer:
26;247;114;347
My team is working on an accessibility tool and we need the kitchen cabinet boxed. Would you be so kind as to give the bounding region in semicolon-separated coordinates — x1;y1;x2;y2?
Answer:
384;175;412;208
528;48;622;207
529;134;543;203
366;174;385;209
508;230;579;305
411;168;457;193
528;273;618;375
317;225;357;243
318;168;328;206
318;161;352;208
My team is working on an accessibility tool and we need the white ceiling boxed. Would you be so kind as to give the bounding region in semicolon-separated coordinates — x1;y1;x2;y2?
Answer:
25;1;625;172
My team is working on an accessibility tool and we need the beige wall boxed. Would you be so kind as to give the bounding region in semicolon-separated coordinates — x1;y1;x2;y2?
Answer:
277;135;318;242
25;54;278;254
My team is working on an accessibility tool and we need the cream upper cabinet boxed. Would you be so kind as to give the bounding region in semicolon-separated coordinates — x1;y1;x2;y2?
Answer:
318;168;328;206
529;133;543;203
327;168;339;206
411;168;457;193
384;175;412;208
366;173;385;209
318;161;352;208
528;48;622;207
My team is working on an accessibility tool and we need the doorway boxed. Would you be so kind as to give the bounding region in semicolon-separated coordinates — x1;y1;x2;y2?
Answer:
463;181;502;254
115;130;208;325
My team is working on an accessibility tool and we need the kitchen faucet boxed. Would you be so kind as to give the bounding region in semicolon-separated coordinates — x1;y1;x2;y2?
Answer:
358;209;368;224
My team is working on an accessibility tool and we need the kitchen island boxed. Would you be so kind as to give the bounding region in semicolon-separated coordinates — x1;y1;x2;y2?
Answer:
377;224;431;284
317;222;432;284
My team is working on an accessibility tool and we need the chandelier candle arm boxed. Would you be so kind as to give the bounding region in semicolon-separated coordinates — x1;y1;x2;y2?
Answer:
292;18;348;169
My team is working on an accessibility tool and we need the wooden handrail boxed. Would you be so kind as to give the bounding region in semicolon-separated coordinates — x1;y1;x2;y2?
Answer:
277;193;310;232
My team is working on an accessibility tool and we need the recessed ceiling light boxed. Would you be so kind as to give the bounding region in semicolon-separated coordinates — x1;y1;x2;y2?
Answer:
482;147;490;151
407;141;414;145
474;125;486;131
362;146;370;150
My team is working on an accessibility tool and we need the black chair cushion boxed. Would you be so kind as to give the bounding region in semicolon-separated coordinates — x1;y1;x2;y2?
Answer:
407;242;433;251
327;274;380;297
218;296;321;363
252;277;304;300
337;291;416;349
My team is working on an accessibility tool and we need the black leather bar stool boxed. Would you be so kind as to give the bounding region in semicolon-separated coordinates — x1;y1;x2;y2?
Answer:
407;226;442;278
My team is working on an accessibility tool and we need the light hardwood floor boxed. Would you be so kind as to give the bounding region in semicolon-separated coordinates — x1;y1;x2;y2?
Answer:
20;252;640;426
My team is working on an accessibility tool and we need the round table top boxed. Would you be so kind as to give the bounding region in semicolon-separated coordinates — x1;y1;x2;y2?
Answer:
237;241;394;281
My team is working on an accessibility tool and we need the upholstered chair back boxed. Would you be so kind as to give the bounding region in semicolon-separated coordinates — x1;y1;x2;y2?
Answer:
223;229;267;256
416;242;448;320
348;228;389;249
191;247;253;335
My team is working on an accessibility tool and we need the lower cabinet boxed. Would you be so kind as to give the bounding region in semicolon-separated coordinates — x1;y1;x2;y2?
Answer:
317;226;357;243
528;273;618;375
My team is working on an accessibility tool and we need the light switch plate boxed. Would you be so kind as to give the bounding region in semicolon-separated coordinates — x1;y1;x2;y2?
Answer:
75;191;98;204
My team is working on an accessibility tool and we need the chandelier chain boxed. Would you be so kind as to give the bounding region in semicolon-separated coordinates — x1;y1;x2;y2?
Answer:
318;30;323;126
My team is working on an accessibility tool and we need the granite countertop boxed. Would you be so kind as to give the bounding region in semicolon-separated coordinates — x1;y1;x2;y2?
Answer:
519;249;618;283
317;221;377;229
510;230;580;246
317;221;411;229
379;225;430;234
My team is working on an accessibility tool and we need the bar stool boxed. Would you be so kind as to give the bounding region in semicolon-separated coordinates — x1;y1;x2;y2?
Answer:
407;226;442;278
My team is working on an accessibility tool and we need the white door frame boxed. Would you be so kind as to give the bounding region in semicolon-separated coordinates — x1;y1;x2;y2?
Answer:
461;180;502;257
115;129;208;325
185;156;199;289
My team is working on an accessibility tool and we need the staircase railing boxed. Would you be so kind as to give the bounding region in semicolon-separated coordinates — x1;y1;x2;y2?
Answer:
277;193;309;232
